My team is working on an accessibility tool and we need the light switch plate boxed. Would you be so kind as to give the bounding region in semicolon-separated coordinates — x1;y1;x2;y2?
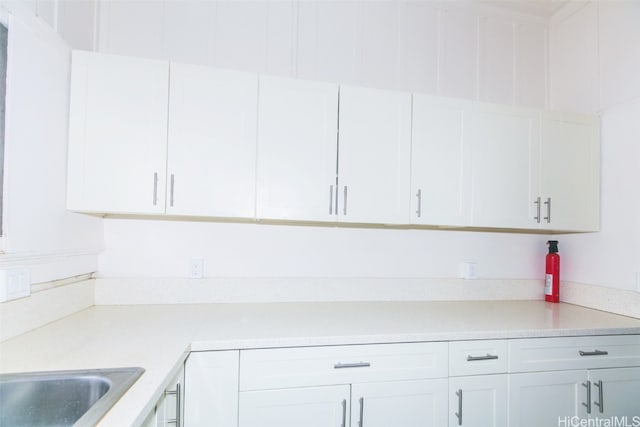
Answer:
0;268;31;302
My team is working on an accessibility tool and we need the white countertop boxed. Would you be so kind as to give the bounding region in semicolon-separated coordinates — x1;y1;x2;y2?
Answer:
2;300;640;426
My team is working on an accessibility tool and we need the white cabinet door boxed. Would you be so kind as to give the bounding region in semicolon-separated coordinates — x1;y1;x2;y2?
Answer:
509;370;588;427
351;379;448;427
167;63;258;218
588;367;640;418
448;375;507;427
67;51;169;214
156;367;184;427
539;112;600;231
239;385;350;427
184;351;239;427
256;75;339;222
468;104;540;229
338;85;412;224
411;94;472;226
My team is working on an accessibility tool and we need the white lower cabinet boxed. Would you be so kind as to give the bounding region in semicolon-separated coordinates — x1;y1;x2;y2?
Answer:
238;342;448;427
142;367;185;427
351;379;448;427
509;336;640;426
183;350;239;427
588;367;640;418
449;375;507;427
509;370;587;427
239;385;350;427
181;336;640;427
238;380;448;427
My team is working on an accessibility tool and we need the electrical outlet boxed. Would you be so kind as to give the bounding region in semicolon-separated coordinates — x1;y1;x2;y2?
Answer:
188;258;204;279
459;262;478;280
0;268;31;302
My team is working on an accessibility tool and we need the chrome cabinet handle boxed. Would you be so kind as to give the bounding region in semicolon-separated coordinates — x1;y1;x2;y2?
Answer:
333;362;370;369
165;382;181;426
343;186;348;215
579;350;609;357
152;172;158;206
466;354;498;362
329;185;334;215
358;397;364;427
534;197;541;223
455;389;463;425
594;380;604;413
170;174;175;207
340;399;347;427
416;189;422;218
582;381;591;414
543;197;551;223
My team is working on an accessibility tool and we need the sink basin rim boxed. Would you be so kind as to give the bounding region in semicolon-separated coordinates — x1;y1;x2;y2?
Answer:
0;366;145;427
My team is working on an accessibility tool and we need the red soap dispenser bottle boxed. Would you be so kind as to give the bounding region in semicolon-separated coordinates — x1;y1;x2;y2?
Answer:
545;240;560;303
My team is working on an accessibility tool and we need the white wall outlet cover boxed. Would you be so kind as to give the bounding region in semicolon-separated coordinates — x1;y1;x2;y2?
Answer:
188;258;204;279
0;268;31;302
459;262;478;280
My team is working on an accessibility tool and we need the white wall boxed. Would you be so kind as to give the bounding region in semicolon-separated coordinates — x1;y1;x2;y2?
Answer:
550;0;640;292
95;0;548;108
0;3;103;283
99;219;547;280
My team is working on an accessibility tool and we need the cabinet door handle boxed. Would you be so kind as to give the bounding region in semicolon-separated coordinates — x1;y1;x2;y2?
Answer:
466;354;498;362
152;172;159;206
543;197;551;223
329;185;334;215
594;380;604;413
416;189;422;218
579;350;609;357
340;399;347;427
170;174;175;207
333;362;370;369
343;186;348;216
582;381;591;414
455;389;463;425
358;397;364;427
534;197;541;223
165;382;181;426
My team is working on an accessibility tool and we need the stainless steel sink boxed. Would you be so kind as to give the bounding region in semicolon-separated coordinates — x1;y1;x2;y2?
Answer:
0;367;144;427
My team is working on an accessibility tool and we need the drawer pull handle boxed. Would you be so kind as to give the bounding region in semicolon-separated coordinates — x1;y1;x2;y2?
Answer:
466;354;499;362
594;380;604;413
334;362;371;369
165;382;181;426
579;350;609;357
582;381;591;414
455;389;463;425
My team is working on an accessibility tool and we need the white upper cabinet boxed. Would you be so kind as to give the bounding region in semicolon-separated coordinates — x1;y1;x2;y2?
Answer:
67;51;169;214
536;112;600;231
337;86;412;224
467;104;541;229
66;50;599;231
411;94;472;226
256;76;339;222
167;63;258;218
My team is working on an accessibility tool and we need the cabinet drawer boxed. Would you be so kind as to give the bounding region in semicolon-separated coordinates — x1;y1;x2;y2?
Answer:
239;342;448;390
509;335;640;373
449;340;508;376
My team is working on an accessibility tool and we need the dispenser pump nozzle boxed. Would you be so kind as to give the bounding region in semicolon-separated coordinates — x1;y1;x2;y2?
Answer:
547;240;559;254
